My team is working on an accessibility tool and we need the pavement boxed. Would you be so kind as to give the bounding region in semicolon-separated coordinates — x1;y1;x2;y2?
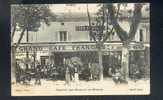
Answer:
11;78;150;96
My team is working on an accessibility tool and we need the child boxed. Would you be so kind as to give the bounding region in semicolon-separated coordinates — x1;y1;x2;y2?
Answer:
112;68;122;84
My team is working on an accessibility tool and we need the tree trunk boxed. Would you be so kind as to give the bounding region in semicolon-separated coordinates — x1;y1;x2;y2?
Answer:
34;51;36;69
86;4;96;42
121;46;129;80
11;24;16;43
98;48;103;81
26;28;29;70
11;46;16;83
11;26;26;84
15;28;26;48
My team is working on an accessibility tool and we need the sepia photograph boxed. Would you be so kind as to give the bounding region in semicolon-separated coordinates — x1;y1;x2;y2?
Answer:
11;3;150;96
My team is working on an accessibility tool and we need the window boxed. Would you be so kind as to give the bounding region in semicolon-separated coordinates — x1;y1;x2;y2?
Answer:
61;22;64;25
59;31;67;41
139;29;143;42
40;56;49;65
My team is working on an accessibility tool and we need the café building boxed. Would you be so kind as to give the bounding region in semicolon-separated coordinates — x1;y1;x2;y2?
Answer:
13;12;150;77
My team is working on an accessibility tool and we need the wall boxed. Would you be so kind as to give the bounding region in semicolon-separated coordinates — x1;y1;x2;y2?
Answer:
13;20;150;43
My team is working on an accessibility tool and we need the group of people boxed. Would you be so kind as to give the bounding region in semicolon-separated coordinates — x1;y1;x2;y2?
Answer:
108;64;144;84
15;61;60;85
108;66;128;84
15;59;143;85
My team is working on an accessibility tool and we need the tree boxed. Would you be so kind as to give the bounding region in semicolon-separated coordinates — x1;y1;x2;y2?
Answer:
11;4;55;83
106;4;143;81
86;3;143;81
11;4;55;47
86;4;119;80
86;4;96;42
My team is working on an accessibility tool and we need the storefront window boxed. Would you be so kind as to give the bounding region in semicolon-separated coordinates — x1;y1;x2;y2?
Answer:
129;51;146;79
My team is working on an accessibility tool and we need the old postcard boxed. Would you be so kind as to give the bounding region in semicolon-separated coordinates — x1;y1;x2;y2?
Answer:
11;3;150;96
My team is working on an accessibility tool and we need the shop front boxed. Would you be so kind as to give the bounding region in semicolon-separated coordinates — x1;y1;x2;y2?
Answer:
14;42;148;79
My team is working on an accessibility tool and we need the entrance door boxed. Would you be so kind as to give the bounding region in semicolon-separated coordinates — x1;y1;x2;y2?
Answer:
40;56;49;65
103;51;122;77
54;53;64;66
129;51;145;78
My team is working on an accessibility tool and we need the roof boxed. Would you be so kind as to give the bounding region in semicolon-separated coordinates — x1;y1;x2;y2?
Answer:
50;10;149;22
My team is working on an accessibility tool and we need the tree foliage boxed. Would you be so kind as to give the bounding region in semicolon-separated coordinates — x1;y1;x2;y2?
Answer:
89;3;143;44
11;4;55;47
105;4;142;44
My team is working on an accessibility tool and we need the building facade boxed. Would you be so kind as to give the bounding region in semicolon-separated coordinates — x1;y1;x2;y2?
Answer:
13;8;150;78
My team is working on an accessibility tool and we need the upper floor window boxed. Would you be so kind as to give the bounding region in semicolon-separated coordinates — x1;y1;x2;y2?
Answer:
59;31;67;41
139;29;143;42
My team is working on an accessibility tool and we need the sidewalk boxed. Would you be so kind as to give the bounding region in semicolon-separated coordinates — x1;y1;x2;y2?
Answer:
11;78;150;96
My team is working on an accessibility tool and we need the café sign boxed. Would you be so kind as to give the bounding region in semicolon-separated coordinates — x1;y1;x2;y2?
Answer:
16;43;145;53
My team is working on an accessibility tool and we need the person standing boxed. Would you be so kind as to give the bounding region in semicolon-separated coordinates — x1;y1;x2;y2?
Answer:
112;67;121;84
15;61;21;83
35;63;41;85
74;65;79;82
65;66;70;85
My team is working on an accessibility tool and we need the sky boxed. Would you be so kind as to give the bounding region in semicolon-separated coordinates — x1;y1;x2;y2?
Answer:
50;4;99;13
49;3;136;13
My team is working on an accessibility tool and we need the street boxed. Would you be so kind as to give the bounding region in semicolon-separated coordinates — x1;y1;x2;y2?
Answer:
12;78;150;96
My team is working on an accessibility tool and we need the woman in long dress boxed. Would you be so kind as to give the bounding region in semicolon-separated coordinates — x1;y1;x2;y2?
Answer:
65;66;70;85
74;66;79;82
